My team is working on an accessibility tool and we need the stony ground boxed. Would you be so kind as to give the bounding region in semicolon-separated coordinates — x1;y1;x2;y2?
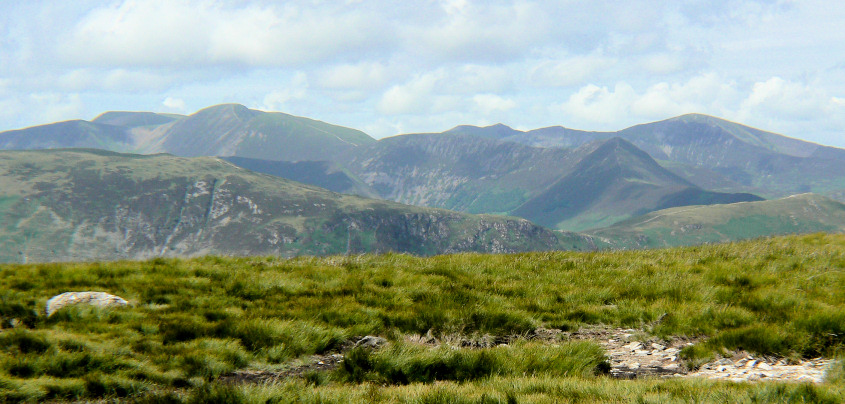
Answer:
220;328;836;384
569;327;833;383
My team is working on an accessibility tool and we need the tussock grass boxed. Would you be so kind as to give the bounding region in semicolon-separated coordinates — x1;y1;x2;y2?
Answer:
336;340;609;384
0;233;844;401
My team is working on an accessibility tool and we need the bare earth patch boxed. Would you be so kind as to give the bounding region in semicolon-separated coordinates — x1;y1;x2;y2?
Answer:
219;328;836;384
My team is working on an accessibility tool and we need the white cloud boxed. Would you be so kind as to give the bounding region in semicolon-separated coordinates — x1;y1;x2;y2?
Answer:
260;72;309;112
3;1;845;148
530;54;617;87
377;71;445;115
28;93;84;124
556;73;742;128
639;52;687;75
55;69;176;93
473;94;516;115
556;83;637;126
317;62;393;91
739;77;832;121
472;94;516;116
407;1;556;63
162;97;186;111
59;0;389;68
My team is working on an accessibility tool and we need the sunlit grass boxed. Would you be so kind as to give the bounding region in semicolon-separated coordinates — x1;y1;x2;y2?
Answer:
1;233;844;401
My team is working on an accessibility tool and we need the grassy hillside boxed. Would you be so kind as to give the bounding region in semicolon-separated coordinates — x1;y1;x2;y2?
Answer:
448;114;845;203
159;104;375;161
511;138;761;231
0;104;376;163
590;193;845;249
92;111;182;128
222;156;378;198
0;234;843;402
347;135;759;231
0;120;133;151
0;149;590;263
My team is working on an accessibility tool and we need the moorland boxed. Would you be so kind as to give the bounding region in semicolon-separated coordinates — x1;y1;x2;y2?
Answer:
1;233;843;402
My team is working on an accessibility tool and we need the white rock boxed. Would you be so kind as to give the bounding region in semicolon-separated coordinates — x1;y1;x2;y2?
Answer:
651;343;666;350
45;291;129;316
354;335;387;349
625;342;643;351
758;363;772;370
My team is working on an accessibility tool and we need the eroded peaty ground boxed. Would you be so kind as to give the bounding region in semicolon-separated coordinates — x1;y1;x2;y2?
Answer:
221;327;836;384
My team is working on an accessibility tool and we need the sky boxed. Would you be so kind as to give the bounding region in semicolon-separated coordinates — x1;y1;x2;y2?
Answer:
2;0;845;148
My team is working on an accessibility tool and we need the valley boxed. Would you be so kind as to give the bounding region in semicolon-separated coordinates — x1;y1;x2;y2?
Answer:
3;104;842;243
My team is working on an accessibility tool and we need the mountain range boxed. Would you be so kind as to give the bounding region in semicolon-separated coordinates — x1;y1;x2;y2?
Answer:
0;149;592;262
589;193;845;249
1;103;843;261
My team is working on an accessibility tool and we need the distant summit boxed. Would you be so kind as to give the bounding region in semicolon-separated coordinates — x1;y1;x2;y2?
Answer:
0;103;376;162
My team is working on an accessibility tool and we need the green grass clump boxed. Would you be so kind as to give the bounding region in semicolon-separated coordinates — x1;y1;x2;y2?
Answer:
337;340;608;384
1;233;845;401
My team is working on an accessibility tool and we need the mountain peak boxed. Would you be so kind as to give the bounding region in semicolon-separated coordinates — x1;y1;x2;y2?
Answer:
192;103;257;118
445;123;522;140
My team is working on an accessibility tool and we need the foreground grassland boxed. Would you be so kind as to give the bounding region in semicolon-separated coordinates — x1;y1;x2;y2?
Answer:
1;233;844;402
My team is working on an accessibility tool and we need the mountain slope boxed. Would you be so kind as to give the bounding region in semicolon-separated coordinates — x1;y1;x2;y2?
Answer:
342;132;580;214
0;120;133;151
222;156;378;198
0;104;376;162
447;115;845;201
92;111;183;128
342;134;759;231
589;193;845;249
511;138;762;231
156;104;375;161
0;149;592;263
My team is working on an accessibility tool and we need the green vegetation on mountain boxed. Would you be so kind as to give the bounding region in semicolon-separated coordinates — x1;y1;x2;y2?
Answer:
590;193;845;249
0;104;376;162
1;234;844;402
511;138;761;231
158;104;375;161
222;156;378;198
448;114;845;203
0;120;133;151
343;132;578;214
3;106;843;234
0;149;591;263
91;111;183;128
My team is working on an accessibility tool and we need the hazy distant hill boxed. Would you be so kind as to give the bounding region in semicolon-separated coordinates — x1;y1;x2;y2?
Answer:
343;133;759;230
449;115;845;201
588;193;845;249
222;156;378;198
511;137;762;231
92;111;183;128
155;104;375;161
0;120;133;151
0;104;375;162
0;149;592;263
3;106;842;231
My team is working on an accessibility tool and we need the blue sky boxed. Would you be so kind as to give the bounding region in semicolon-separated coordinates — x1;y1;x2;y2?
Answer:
2;0;845;147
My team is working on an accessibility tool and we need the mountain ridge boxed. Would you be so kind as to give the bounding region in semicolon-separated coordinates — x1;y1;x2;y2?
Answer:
0;148;593;263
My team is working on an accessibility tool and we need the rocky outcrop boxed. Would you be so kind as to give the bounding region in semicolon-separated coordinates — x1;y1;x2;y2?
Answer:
687;355;833;383
354;336;387;349
45;292;129;316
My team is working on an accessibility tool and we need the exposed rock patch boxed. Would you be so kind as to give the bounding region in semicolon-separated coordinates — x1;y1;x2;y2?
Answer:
45;291;129;316
566;327;694;379
220;335;387;384
353;335;387;349
220;328;837;385
219;353;345;384
687;354;833;383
